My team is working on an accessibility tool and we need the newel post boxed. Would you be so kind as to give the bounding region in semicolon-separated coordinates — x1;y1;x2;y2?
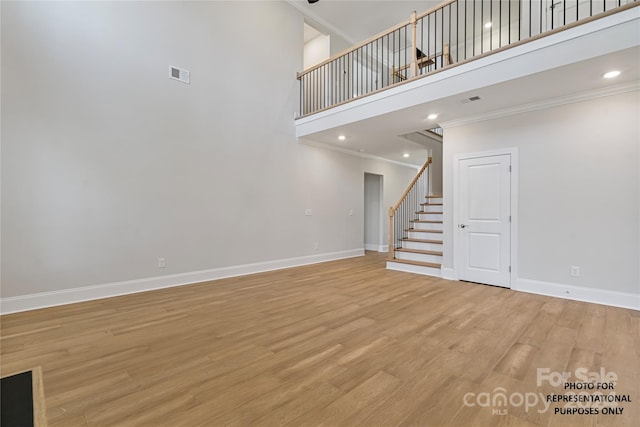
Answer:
389;207;395;259
411;11;418;78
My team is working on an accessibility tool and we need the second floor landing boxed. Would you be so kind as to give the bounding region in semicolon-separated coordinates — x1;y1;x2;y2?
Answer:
294;4;639;166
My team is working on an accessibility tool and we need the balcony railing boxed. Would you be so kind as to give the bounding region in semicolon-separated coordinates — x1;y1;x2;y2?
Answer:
297;0;638;117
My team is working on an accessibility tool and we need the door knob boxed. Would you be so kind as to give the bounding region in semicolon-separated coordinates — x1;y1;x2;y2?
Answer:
459;224;468;229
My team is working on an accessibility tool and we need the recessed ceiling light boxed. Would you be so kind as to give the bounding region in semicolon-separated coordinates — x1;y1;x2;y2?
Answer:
338;135;346;141
603;70;621;79
403;153;410;158
484;22;492;28
427;113;438;120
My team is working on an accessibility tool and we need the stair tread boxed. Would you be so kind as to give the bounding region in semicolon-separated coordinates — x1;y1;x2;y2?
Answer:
401;238;443;244
405;229;443;233
420;203;443;206
410;220;443;224
416;211;443;214
388;258;442;269
426;195;443;198
395;248;443;256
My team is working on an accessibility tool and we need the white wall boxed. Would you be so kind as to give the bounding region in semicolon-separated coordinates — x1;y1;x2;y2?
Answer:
303;32;330;70
443;90;640;296
0;1;416;303
430;140;443;195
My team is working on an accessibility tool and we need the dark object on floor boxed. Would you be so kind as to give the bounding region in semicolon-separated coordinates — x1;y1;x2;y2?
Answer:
1;370;34;427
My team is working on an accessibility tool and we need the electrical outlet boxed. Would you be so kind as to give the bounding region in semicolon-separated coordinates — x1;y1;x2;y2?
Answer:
349;209;353;216
570;265;580;277
314;242;319;251
158;258;166;268
305;209;312;216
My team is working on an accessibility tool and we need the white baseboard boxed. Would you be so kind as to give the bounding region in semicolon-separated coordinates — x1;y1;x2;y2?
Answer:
515;278;640;311
0;249;365;315
364;244;388;252
441;267;458;281
386;261;441;278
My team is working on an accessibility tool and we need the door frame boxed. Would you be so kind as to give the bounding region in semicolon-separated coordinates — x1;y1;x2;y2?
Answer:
453;148;518;287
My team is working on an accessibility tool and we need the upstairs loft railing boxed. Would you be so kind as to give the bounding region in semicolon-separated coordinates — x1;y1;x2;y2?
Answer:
297;0;639;117
389;157;432;260
426;126;444;137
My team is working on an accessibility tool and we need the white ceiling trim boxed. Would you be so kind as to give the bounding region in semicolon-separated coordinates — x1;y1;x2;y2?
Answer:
285;0;358;46
440;81;640;129
300;139;421;170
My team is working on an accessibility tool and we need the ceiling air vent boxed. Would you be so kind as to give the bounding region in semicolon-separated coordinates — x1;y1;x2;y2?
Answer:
460;95;481;104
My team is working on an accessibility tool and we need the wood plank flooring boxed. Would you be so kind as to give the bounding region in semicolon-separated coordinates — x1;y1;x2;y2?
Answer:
1;252;638;426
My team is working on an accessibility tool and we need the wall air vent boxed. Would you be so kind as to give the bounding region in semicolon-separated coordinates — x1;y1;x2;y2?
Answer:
169;66;190;84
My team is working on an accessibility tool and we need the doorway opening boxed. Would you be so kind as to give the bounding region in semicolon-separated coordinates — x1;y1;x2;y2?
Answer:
364;173;384;252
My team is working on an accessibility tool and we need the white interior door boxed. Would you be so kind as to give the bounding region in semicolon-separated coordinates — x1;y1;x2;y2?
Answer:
458;154;511;288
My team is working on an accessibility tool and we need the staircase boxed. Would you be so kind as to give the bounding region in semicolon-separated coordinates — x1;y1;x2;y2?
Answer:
386;157;443;277
387;195;443;277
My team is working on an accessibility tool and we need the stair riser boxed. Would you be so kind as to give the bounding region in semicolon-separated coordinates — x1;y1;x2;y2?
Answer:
387;261;441;278
417;213;443;221
411;222;443;231
411;223;443;231
420;205;442;213
407;231;442;240
426;197;443;204
395;252;442;263
402;241;443;251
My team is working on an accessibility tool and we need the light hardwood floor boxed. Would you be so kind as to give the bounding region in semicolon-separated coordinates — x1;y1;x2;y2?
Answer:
1;252;638;426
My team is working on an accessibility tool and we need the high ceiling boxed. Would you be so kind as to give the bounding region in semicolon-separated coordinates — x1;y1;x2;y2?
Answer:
290;0;443;46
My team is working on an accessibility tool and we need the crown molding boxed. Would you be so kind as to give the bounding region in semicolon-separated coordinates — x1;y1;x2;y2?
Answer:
441;81;640;129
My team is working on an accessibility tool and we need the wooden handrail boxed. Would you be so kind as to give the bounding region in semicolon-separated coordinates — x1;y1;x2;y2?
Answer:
390;157;432;215
415;0;457;21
